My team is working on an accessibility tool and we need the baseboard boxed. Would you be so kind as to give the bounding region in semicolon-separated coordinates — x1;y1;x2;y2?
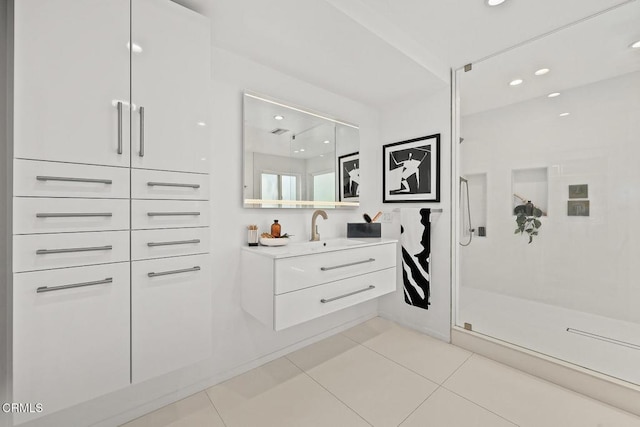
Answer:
378;310;450;342
101;312;377;427
452;327;640;417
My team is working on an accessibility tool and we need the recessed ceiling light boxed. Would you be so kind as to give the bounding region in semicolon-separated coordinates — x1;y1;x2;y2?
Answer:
548;92;560;98
559;112;570;117
127;42;143;53
534;68;550;76
300;148;305;152
509;79;523;86
323;140;330;144
197;122;206;126
293;150;299;153
274;115;284;120
486;0;506;6
320;154;324;157
631;40;640;49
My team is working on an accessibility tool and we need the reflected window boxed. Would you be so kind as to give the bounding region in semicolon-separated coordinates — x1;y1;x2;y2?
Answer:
261;173;299;207
313;172;335;202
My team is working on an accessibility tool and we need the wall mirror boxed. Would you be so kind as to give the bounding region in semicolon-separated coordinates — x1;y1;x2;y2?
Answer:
243;92;360;209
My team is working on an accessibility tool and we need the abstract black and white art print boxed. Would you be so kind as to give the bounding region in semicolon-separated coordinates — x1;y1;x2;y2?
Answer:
383;134;440;203
401;208;431;310
338;152;360;202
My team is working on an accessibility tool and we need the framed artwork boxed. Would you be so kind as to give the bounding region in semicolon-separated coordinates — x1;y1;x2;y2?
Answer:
338;152;360;202
383;134;440;203
569;184;588;199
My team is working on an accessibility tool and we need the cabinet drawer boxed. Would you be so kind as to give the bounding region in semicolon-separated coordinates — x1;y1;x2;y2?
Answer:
132;228;209;261
13;231;130;273
13;198;130;234
274;243;396;294
131;200;210;230
275;267;396;331
132;168;209;200
132;254;212;382
13;263;130;416
14;159;129;199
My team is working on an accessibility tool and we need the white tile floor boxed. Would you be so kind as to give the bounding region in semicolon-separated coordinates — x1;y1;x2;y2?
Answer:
122;317;640;427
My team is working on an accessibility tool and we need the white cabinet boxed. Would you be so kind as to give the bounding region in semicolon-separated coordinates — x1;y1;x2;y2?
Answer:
14;0;130;168
131;0;211;173
131;254;212;383
13;263;130;423
241;240;397;331
11;0;212;420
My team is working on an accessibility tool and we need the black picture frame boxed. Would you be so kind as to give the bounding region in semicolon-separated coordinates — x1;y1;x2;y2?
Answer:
338;151;360;202
383;134;440;203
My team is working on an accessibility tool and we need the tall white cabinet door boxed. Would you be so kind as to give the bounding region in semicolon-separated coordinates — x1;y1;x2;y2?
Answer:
131;254;212;383
131;0;211;174
14;0;130;167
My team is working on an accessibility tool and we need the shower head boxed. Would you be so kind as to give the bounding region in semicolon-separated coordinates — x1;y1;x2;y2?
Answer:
459;137;465;144
460;176;468;183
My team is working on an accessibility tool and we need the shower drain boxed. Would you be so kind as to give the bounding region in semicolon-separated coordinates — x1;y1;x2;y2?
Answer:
566;328;640;351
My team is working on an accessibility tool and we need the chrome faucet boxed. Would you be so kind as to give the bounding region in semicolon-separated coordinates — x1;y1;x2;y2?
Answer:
310;210;328;241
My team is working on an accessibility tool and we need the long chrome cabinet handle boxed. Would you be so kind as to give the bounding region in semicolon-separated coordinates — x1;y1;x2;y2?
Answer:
37;277;113;294
320;258;375;271
36;245;113;255
117;101;123;154
147;182;200;189
36;212;113;218
147;239;200;247
320;285;375;303
139;106;145;157
36;176;113;185
148;266;200;277
147;212;200;217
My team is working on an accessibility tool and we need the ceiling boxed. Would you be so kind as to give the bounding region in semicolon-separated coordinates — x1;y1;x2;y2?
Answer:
174;0;637;110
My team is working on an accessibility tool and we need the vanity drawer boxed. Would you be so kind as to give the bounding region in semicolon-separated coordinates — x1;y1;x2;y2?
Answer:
131;228;210;260
14;159;129;199
13;198;130;234
131;168;209;200
13;262;130;416
274;267;396;331
131;254;212;382
274;242;396;294
13;231;129;273
131;200;210;230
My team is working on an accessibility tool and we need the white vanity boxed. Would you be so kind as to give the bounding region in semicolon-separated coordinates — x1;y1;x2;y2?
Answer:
241;239;397;330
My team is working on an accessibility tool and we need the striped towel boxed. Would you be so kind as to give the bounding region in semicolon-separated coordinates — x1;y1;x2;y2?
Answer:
401;208;431;309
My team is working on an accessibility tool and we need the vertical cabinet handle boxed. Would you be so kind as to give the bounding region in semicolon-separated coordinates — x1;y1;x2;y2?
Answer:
139;106;145;157
117;101;123;155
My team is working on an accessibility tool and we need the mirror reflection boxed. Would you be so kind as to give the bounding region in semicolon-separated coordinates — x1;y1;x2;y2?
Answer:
243;92;359;208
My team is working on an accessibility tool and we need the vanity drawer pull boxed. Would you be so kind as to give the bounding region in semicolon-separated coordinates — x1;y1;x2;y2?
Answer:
147;212;201;217
320;258;375;271
147;182;200;189
36;245;113;255
36;212;113;218
36;176;113;185
147;239;200;247
320;285;375;303
148;266;201;277
36;277;113;293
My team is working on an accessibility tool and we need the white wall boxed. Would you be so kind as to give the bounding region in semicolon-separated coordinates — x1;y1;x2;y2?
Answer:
377;88;453;342
0;2;10;425
459;71;640;324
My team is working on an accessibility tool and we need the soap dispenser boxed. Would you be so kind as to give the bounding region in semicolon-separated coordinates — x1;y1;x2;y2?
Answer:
271;220;281;237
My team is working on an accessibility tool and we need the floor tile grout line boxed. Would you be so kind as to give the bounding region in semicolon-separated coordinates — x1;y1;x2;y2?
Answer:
440;350;474;385
285;354;374;427
203;389;229;427
396;384;442;426
440;384;521;426
339;331;460;387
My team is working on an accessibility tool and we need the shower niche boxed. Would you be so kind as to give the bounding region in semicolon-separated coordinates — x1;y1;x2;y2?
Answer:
512;167;548;216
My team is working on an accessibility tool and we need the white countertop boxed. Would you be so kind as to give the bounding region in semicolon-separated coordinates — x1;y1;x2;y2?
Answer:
241;237;398;259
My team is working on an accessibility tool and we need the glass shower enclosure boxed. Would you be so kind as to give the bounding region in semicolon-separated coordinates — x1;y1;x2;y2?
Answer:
453;1;640;386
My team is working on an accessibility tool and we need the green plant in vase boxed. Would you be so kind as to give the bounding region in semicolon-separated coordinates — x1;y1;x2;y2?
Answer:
514;201;543;244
